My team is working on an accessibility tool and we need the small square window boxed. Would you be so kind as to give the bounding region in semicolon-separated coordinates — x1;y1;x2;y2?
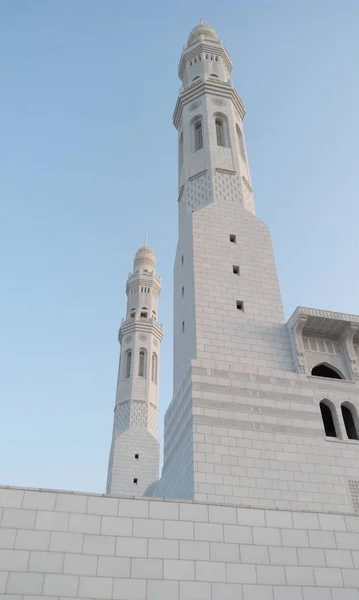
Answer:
229;234;236;243
133;478;138;484
181;255;184;265
182;320;185;333
233;265;240;275
236;300;244;311
135;453;139;459
182;286;184;298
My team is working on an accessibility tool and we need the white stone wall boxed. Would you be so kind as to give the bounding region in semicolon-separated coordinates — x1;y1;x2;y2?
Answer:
1;486;359;599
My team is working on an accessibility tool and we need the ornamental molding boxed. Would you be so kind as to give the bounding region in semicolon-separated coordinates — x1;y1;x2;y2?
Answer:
188;99;201;112
212;97;226;106
173;82;245;129
177;185;185;203
242;176;253;192
178;43;232;78
189;169;207;182
216;168;236;176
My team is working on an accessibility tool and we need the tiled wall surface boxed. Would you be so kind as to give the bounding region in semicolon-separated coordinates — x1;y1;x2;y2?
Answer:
1;486;359;599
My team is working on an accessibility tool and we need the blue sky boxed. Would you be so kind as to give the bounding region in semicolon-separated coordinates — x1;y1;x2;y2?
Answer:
1;1;358;494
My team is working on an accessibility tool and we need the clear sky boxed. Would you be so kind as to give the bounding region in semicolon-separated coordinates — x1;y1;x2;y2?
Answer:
1;0;358;494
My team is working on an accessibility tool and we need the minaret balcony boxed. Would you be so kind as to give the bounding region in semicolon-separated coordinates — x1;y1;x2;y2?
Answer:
118;315;163;343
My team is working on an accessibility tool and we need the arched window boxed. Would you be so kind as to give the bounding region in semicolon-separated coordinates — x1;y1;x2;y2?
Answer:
151;352;158;384
179;132;183;170
215;117;225;147
125;350;132;379
129;308;136;319
311;364;343;379
152;310;156;321
194;119;203;151
210;73;219;78
140;307;148;318
236;125;247;163
191;76;201;84
138;349;146;377
341;404;359;440
320;401;337;437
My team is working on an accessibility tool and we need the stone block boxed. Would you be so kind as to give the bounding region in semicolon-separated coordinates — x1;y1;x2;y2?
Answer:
180;503;209;522
342;569;359;587
150;501;179;520
210;541;239;562
195;522;223;542
265;510;293;528
69;513;101;534
131;557;163;579
224;524;252;544
331;590;359;600
147;579;179;600
180;580;211;600
0;528;16;549
293;513;320;530
148;538;179;559
335;532;359;550
195;560;226;582
23;490;56;511
273;586;303;600
302;588;332;600
281;528;309;547
87;495;118;516
97;555;130;577
318;514;346;531
297;547;325;566
113;577;146;600
164;558;194;580
165;520;194;540
226;563;256;583
28;551;64;573
286;566;315;585
308;530;336;549
43;573;79;596
0;572;7;593
253;526;281;546
78;575;113;599
35;510;69;532
240;544;269;564
101;516;133;536
325;548;353;568
116;536;148;558
55;492;87;514
212;582;243;600
269;546;297;565
257;565;285;584
7;572;44;594
0;488;23;508
119;499;149;518
237;508;265;526
1;549;29;571
83;533;115;556
63;553;97;575
314;567;343;587
133;518;163;538
242;584;273;600
2;508;36;529
209;505;237;524
49;531;83;553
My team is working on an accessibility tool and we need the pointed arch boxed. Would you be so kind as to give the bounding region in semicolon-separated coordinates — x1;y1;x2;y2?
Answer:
214;112;230;148
319;400;338;438
129;308;136;319
191;115;203;152
341;402;359;440
125;350;132;379
151;352;158;384
236;124;247;163
140;307;148;318
138;348;147;377
311;363;344;380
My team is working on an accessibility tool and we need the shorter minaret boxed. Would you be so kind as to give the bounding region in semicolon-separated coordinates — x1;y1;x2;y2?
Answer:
106;243;163;496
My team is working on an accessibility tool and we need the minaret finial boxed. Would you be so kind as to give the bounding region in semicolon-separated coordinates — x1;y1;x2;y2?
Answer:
200;17;203;24
144;233;148;247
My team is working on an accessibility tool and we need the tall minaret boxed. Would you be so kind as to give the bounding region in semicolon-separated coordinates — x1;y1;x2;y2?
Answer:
106;244;163;497
148;23;294;501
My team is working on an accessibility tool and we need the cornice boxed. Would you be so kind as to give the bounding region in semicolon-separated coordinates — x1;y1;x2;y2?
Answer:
173;82;246;129
119;317;163;343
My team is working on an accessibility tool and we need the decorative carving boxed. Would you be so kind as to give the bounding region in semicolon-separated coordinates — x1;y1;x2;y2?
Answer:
140;335;148;341
154;339;159;347
212;97;225;106
189;100;201;112
125;336;132;343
